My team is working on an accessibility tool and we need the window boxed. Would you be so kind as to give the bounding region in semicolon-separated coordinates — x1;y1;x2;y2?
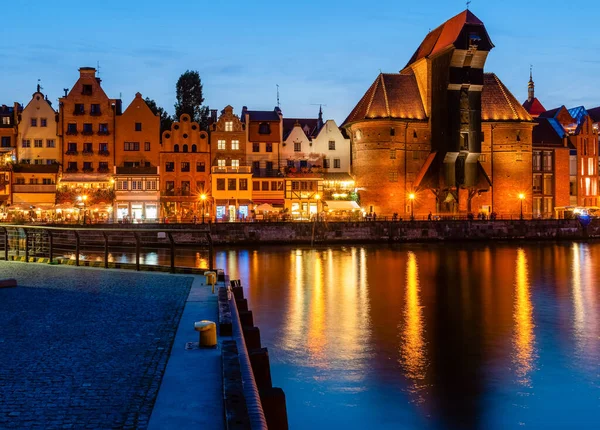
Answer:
192;144;197;152
231;159;239;168
412;151;419;160
479;154;487;162
328;140;336;150
46;159;56;165
181;162;190;172
218;140;226;150
83;123;93;134
90;104;101;115
66;142;76;153
34;139;43;148
31;118;37;127
287;160;295;168
124;142;140;151
83;142;93;153
323;159;330;169
266;161;273;172
271;181;278;191
166;181;175;192
67;161;77;171
183;144;189;153
390;128;395;137
533;174;542;193
131;180;143;190
217;178;225;190
262;181;269;191
388;171;398;182
146;180;157;190
99;123;108;134
117;180;128;191
266;143;273;153
294;141;301;152
174;144;179;152
240;179;248;190
46;139;55;148
231;140;239;150
533;151;542;171
29;177;38;184
543;174;553;195
99;142;108;153
181;181;191;195
1;137;10;147
252;142;260;152
74;104;84;114
20;139;30;148
258;122;270;134
217;159;226;168
300;160;308;168
67;123;77;134
1;117;10;125
34;159;44;165
516;152;523;162
42;178;53;184
145;142;151;151
390;149;396;159
253;181;260;191
225;121;233;132
334;158;341;169
135;122;142;131
83;161;92;171
82;84;92;95
543;151;553;172
589;158;595;176
195;181;205;192
165;162;175;172
292;181;299;191
228;178;237;190
15;177;25;184
196;162;205;172
253;161;260;175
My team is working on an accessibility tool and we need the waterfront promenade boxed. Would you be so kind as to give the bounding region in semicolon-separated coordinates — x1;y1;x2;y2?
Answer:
0;262;215;429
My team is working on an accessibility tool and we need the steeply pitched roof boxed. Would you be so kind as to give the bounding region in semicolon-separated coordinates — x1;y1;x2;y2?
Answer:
481;73;533;122
342;72;427;126
283;118;320;140
588;106;600;123
247;110;280;122
532;117;565;145
522;97;546;116
405;10;492;67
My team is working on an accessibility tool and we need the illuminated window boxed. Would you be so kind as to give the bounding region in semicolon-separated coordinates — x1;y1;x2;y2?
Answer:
225;121;233;132
390;149;396;159
516;152;523;162
231;159;239;168
231;140;239;150
217;159;226;167
146;180;157;190
218;140;226;150
585;177;591;196
131;180;143;190
588;158;594;176
388;171;398;182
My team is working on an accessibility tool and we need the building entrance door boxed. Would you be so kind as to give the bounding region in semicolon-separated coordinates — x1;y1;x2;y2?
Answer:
228;205;236;222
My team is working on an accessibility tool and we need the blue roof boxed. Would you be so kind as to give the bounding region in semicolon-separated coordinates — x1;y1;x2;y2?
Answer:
568;106;588;126
548;118;566;138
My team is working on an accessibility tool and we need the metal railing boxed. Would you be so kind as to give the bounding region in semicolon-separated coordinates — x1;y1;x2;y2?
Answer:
0;225;213;273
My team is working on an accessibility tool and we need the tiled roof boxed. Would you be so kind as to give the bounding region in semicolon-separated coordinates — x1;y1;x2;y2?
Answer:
522;97;546;116
406;10;491;67
532;118;565;145
247;110;280;121
588;106;600;123
283;118;320;140
481;73;534;122
342;72;427;126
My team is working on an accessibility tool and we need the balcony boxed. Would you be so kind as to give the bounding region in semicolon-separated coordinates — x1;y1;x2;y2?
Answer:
65;130;78;136
66;150;79;155
211;166;252;174
98;150;110;156
82;130;94;136
82;150;94;156
12;184;56;193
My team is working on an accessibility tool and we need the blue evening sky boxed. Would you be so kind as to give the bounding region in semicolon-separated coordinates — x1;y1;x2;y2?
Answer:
1;0;598;123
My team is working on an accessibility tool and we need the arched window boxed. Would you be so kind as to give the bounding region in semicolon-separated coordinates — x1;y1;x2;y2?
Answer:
174;144;179;152
183;144;189;153
192;144;197;153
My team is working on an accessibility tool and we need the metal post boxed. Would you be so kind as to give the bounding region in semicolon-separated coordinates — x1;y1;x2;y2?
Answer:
102;231;109;269
134;232;140;271
48;230;53;262
167;232;175;273
74;231;80;267
25;230;29;262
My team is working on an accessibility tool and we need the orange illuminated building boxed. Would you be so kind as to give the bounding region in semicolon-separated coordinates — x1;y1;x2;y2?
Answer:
342;10;535;218
160;114;210;221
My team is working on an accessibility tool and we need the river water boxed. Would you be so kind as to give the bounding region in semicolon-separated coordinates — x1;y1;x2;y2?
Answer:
104;242;599;429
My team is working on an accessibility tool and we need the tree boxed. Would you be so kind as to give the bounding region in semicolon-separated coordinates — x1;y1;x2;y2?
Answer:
144;97;173;136
174;70;210;130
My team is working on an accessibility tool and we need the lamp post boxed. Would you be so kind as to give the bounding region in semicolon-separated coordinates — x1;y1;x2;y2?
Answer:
78;195;88;224
519;193;525;220
200;194;207;224
409;193;415;220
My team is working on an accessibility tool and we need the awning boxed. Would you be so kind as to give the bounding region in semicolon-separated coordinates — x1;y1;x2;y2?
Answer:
324;200;360;211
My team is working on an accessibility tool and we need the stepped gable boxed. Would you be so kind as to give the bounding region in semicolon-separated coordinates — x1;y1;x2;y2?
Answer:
405;10;493;68
481;73;533;122
342;72;427;126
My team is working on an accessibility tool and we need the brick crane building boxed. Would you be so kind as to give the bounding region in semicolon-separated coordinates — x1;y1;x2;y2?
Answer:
342;10;535;218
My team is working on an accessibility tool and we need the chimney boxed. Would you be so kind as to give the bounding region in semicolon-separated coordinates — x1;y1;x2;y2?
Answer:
241;106;248;122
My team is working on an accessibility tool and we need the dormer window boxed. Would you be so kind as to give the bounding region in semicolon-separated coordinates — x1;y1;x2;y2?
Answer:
225;121;233;131
82;84;93;95
258;122;271;134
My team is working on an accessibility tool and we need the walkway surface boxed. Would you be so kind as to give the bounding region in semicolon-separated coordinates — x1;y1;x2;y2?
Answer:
0;262;192;429
148;275;225;430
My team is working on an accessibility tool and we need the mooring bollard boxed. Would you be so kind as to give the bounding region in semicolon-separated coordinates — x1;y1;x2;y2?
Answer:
204;271;217;293
194;320;217;347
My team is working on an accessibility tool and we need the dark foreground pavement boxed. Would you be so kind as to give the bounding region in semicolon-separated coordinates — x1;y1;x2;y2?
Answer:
0;262;192;429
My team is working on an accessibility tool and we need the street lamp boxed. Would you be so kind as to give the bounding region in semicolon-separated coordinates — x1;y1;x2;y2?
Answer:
409;193;415;220
200;194;207;224
77;195;88;224
518;193;525;220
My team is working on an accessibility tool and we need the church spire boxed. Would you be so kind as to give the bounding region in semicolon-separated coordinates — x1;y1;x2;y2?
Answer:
527;65;535;102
